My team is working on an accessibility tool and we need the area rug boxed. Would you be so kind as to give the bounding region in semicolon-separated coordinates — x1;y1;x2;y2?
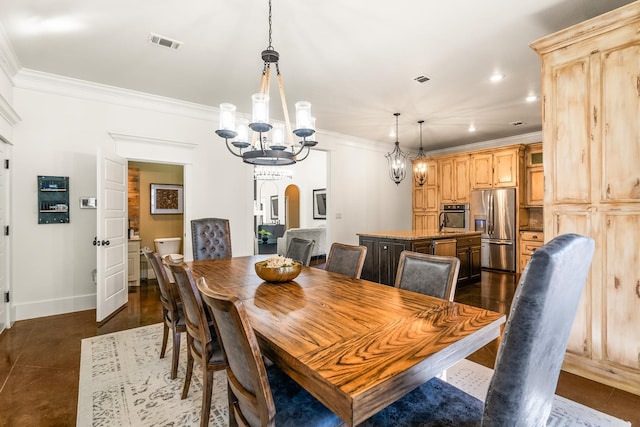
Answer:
78;323;630;426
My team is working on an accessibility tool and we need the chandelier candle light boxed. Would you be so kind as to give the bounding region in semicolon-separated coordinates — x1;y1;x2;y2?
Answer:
413;120;428;186
215;0;317;166
385;113;408;185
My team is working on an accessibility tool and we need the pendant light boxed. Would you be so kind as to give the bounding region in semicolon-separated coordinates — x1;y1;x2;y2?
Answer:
413;120;428;186
385;113;408;185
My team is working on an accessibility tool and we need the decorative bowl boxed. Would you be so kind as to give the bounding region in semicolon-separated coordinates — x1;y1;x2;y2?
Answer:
255;261;302;283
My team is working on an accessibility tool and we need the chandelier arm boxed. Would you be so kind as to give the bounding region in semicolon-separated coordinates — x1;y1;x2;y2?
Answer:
277;73;295;147
296;146;311;161
224;139;244;158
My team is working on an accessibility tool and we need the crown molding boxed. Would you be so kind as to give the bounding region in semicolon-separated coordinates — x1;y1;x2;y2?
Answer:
14;68;217;122
424;131;543;157
0;92;20;126
0;24;20;81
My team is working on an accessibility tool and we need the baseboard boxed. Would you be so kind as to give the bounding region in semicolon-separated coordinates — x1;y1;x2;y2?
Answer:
14;293;96;321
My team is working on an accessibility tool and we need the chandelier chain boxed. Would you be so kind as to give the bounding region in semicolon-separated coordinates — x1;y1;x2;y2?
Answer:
267;0;273;50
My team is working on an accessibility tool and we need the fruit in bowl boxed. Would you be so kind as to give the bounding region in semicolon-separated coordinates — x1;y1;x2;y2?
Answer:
255;255;302;283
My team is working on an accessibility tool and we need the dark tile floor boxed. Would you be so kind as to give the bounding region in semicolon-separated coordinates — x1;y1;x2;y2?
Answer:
0;271;638;426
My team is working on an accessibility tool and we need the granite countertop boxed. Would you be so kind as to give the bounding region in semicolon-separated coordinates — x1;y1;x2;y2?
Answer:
357;230;482;241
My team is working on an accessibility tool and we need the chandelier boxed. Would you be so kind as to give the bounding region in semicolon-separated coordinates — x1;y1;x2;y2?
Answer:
413;120;428;186
385;113;408;185
215;0;316;166
254;166;293;181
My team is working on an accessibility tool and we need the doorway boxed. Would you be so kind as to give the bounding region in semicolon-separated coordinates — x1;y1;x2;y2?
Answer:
285;185;300;229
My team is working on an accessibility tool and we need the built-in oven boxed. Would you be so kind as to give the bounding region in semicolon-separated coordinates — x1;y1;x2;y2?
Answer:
439;203;470;232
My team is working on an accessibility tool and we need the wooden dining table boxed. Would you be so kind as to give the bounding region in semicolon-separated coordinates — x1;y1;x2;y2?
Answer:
190;255;505;426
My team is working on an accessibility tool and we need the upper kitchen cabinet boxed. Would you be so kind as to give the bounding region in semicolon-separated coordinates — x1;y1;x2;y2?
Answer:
439;154;470;203
525;143;544;207
412;159;438;230
470;146;524;190
531;1;640;395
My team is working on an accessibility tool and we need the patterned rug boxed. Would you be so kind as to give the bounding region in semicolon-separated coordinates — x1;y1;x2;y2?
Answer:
78;323;630;426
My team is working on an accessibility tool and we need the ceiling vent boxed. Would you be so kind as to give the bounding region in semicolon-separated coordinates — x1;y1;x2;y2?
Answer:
509;120;525;126
148;33;182;50
414;75;431;83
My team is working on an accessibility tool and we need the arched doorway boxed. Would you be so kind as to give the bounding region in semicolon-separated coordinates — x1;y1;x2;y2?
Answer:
285;185;300;229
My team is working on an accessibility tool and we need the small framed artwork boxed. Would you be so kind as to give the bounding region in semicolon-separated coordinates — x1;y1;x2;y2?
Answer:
313;188;327;219
79;197;97;209
151;183;183;214
270;195;279;220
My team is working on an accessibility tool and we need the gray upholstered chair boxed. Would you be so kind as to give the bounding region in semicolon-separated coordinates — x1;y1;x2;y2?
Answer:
361;233;595;426
394;251;460;301
325;242;367;279
142;249;186;379
197;288;343;427
191;217;232;260
285;237;315;267
169;263;226;427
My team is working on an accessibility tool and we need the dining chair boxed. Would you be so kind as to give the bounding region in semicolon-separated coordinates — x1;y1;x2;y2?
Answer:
285;237;315;267
169;263;226;427
142;248;186;379
191;217;232;260
197;287;344;427
325;242;368;279
360;233;595;426
394;251;460;301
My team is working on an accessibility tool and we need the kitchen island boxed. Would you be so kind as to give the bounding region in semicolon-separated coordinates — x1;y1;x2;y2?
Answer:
358;230;482;287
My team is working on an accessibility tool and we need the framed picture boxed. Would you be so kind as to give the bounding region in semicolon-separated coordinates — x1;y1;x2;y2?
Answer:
313;188;327;219
79;197;97;209
270;195;279;220
151;183;183;214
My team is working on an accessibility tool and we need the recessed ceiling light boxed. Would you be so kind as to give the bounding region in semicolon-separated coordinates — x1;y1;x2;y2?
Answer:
490;73;505;82
526;95;539;102
468;125;476;132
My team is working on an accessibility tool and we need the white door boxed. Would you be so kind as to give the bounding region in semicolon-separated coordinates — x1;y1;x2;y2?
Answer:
0;142;8;333
96;149;128;321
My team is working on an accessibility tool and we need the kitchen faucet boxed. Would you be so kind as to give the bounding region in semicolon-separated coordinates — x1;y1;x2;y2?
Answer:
438;212;448;231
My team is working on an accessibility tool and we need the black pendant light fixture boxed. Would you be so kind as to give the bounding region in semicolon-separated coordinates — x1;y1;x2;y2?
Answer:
215;0;316;165
385;113;408;185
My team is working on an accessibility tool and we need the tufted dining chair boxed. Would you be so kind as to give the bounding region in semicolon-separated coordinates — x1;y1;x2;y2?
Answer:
142;248;186;379
324;242;368;279
169;263;226;427
360;233;595;426
285;237;315;267
191;217;232;261
197;287;344;427
394;251;460;301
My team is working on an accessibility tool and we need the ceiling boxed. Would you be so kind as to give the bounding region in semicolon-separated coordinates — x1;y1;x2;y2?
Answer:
0;0;634;150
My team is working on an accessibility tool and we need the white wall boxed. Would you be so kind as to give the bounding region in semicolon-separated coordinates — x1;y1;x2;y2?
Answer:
8;70;412;321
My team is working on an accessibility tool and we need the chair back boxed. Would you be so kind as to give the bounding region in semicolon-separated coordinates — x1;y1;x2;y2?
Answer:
142;248;181;316
325;242;368;278
191;217;232;260
169;263;213;349
482;233;595;426
394;251;460;301
285;238;315;267
198;288;276;427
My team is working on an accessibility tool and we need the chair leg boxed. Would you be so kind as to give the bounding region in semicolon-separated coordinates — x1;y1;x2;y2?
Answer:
160;321;169;359
200;369;214;427
170;329;181;380
228;382;238;427
182;340;194;399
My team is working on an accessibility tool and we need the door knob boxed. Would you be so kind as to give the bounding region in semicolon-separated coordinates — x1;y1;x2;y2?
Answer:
102;240;110;246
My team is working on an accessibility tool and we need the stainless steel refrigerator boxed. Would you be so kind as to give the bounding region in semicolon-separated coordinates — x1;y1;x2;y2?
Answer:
470;188;516;272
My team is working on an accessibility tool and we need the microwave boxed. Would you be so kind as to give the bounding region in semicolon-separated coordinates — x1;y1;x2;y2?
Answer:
439;203;470;232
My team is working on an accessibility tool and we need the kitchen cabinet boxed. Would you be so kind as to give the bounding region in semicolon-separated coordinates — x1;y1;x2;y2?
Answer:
455;235;482;287
525;143;544;207
471;147;523;190
358;231;482;287
128;239;141;287
518;231;543;273
412;159;438;230
439;155;470;203
531;1;640;394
